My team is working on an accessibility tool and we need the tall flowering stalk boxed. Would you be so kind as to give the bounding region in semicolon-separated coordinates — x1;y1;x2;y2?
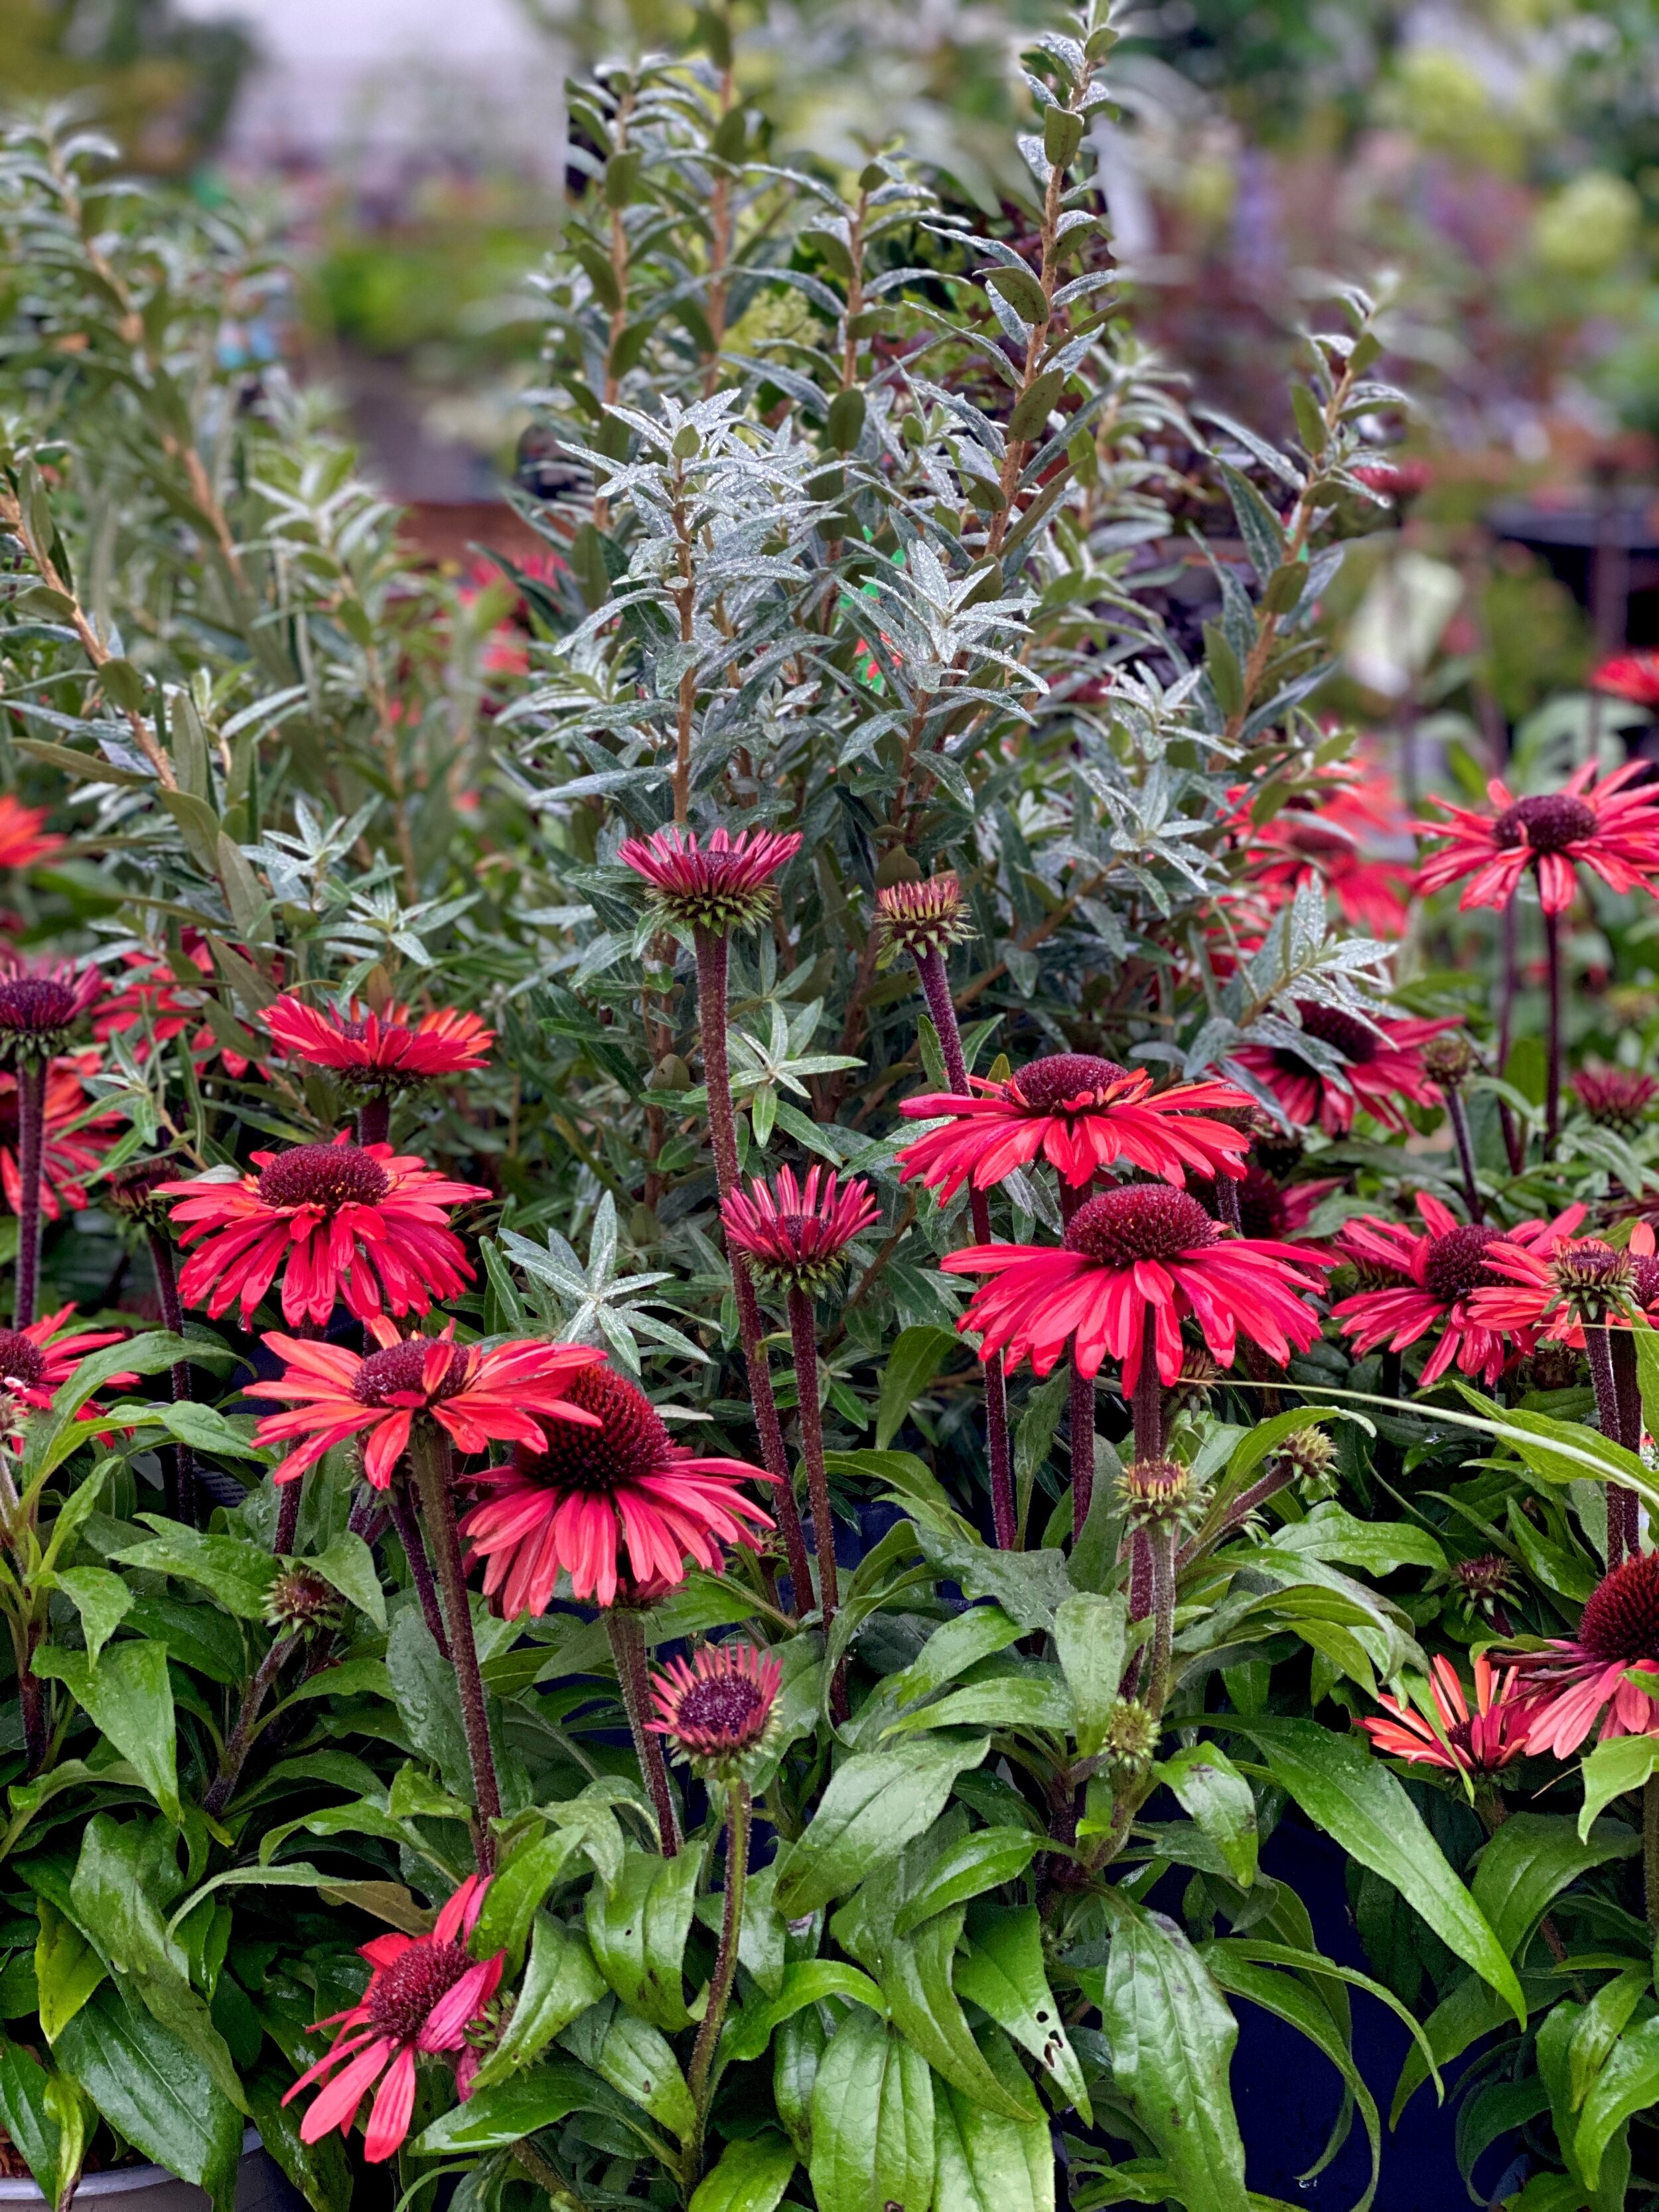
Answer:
877;873;1015;1544
0;961;103;1327
108;1157;199;1522
618;825;814;1608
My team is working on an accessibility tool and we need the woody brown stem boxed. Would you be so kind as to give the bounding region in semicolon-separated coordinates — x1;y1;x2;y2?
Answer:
606;1604;680;1856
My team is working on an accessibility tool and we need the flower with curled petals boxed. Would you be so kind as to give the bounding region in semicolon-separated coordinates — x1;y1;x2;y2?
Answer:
0;1304;136;1447
261;995;494;1094
247;1321;605;1489
618;824;802;935
1228;1002;1455;1136
283;1874;504;2162
897;1053;1254;1200
0;1053;120;1222
649;1641;782;1777
721;1164;877;1292
1573;1065;1659;1136
1592;650;1659;709
460;1361;773;1613
159;1135;490;1328
1507;1554;1659;1758
0;956;104;1065
0;798;62;871
1467;1221;1656;1347
1358;1655;1530;1777
1415;763;1659;915
1331;1195;1587;1386
942;1178;1329;1386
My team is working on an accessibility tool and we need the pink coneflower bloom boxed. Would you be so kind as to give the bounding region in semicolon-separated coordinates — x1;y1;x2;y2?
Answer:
0;798;62;871
875;872;973;959
720;1164;877;1290
0;1305;136;1444
896;1053;1254;1201
1415;765;1659;915
941;1179;1330;1386
1358;1654;1530;1776
0;957;104;1063
459;1361;773;1613
1331;1195;1587;1386
1592;650;1659;708
649;1641;782;1774
1352;458;1433;503
159;1136;490;1329
1573;1065;1659;1136
95;938;263;1078
1229;1003;1455;1136
1228;759;1415;936
1510;1553;1659;1757
247;1321;605;1489
0;1053;120;1221
618;824;803;934
261;997;494;1092
284;1874;504;2163
1467;1224;1648;1348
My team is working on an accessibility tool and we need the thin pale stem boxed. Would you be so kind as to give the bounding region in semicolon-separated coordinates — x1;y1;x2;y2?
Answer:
146;1228;196;1525
606;1605;680;1857
689;1777;749;2161
914;948;1015;1546
356;1094;391;1148
1543;903;1563;1161
786;1288;840;1637
695;926;813;1608
409;1423;502;1868
388;1476;451;1659
13;1058;45;1331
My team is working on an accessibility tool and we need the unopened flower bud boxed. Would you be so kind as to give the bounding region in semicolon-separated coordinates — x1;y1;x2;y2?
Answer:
877;872;973;961
1118;1456;1194;1526
1421;1034;1475;1090
265;1566;344;1637
1102;1698;1159;1773
1276;1426;1338;1496
1451;1554;1515;1615
1550;1238;1634;1323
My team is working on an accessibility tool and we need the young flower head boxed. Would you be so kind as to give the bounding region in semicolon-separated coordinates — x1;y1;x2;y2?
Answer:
1229;1003;1455;1136
897;1053;1254;1200
877;873;973;961
265;1566;346;1639
159;1136;490;1329
459;1361;773;1614
1449;1554;1518;1623
262;995;494;1094
1331;1195;1587;1387
0;1053;121;1222
721;1164;877;1293
1415;763;1659;915
1469;1226;1642;1344
649;1641;782;1776
1352;457;1433;504
1118;1455;1196;1527
248;1321;606;1489
1574;1065;1659;1137
1275;1425;1339;1498
1592;650;1659;708
0;797;62;871
284;1874;504;2163
618;824;802;935
942;1178;1329;1386
1510;1553;1659;1757
0;1305;135;1445
1359;1654;1530;1777
0;957;104;1064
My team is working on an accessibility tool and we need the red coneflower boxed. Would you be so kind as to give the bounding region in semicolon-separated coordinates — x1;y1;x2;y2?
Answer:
95;940;261;1077
159;1136;490;1329
1228;1002;1453;1136
0;1053;119;1222
1415;765;1659;915
1573;1065;1659;1136
1228;758;1415;937
649;1641;781;1774
0;957;104;1063
1592;650;1659;709
1352;458;1433;504
942;1179;1330;1386
261;996;494;1091
1467;1226;1645;1347
459;1361;772;1613
1358;1653;1530;1777
618;824;802;933
1510;1553;1659;1757
0;798;62;871
285;1874;504;2163
1331;1195;1587;1387
897;1053;1254;1200
247;1321;605;1489
720;1164;877;1290
0;1304;135;1443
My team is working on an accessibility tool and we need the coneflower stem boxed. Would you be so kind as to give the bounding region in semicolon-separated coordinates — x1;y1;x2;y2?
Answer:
273;1477;303;1558
203;1632;297;1818
1542;903;1563;1159
1645;1775;1659;1933
606;1605;680;1857
356;1095;391;1148
786;1287;841;1642
388;1476;451;1659
694;925;814;1609
145;1228;196;1526
408;1422;501;1870
913;947;1015;1548
1445;1090;1484;1223
13;1057;45;1331
688;1777;749;2159
1130;1335;1163;1465
1497;897;1524;1175
1145;1522;1177;1716
1059;1181;1095;1536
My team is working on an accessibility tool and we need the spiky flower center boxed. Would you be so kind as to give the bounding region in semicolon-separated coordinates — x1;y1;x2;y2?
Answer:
1119;1456;1192;1523
1293;1000;1382;1065
516;1363;668;1495
0;1333;45;1392
1453;1554;1514;1601
1575;1067;1659;1134
1065;1184;1216;1267
366;1939;473;2043
1102;1698;1158;1767
352;1339;469;1407
267;1566;344;1633
1279;1427;1336;1479
876;873;971;956
0;978;77;1037
1550;1238;1633;1314
672;1674;769;1749
257;1143;391;1213
107;1157;178;1222
1634;1257;1659;1311
1577;1553;1659;1664
1012;1053;1129;1114
1421;1034;1475;1088
1493;793;1596;855
1423;1224;1502;1305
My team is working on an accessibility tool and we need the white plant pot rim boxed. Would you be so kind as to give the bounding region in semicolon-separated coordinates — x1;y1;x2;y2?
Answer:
0;2129;263;2200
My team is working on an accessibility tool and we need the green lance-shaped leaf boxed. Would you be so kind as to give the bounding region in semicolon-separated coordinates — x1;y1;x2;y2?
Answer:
55;1987;242;2212
1577;1735;1659;1838
469;1915;605;2091
561;2000;695;2144
0;2034;82;2211
1575;2017;1659;2189
1053;1590;1127;1757
774;1733;989;1918
722;1960;886;2065
956;1904;1090;2120
32;1644;179;1824
877;1325;961;1449
932;2022;1055;2212
895;1828;1043;1935
808;2010;934;2212
586;1846;703;2031
1153;1744;1258;1889
881;1905;1039;2122
1469;1812;1638;1956
109;1522;278;1620
688;2132;797;2212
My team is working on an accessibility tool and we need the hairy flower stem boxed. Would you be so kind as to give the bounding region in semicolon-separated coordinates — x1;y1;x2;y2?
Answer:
693;926;814;1609
786;1288;842;1651
1542;904;1563;1160
510;2142;587;2212
408;1423;502;1870
356;1095;391;1148
273;1477;303;1558
0;1449;43;1775
1131;1336;1165;1465
605;1605;680;1857
12;1058;46;1330
1496;898;1525;1175
1445;1090;1484;1224
388;1477;451;1660
145;1228;196;1525
689;1777;750;2164
1583;1325;1640;1570
203;1633;298;1818
1646;1775;1659;1933
1145;1523;1177;1715
912;948;1015;1547
1058;1182;1096;1535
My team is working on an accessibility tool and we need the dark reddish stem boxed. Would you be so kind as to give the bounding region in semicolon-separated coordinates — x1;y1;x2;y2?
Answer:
1497;896;1524;1174
1604;1326;1642;1568
694;925;813;1608
146;1228;196;1525
914;947;1014;1547
606;1604;680;1856
786;1286;840;1638
388;1475;451;1659
1542;901;1563;1160
203;1632;297;1818
1445;1090;1484;1223
13;1057;45;1330
408;1421;500;1870
356;1094;391;1148
1130;1329;1163;1464
1058;1179;1095;1535
273;1477;302;1557
688;1776;749;2164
